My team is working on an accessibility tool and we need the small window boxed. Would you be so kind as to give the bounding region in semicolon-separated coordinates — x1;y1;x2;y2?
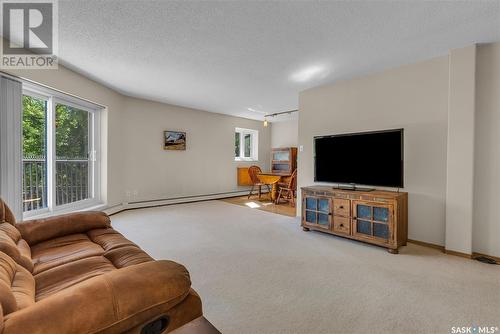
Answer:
235;132;240;157
235;128;258;161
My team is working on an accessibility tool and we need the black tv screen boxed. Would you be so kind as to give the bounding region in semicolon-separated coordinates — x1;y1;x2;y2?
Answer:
314;129;404;188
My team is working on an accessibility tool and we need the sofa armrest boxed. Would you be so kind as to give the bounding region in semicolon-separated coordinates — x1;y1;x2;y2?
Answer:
16;211;111;245
2;260;193;334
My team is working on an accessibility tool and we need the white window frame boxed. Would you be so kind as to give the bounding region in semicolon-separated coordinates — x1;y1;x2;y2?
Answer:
22;84;102;219
234;127;258;161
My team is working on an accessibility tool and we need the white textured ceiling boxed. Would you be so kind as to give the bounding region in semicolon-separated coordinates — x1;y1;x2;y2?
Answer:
58;1;500;120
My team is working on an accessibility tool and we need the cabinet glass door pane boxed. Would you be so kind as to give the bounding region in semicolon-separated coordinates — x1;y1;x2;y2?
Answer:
318;198;329;213
318;213;329;226
273;151;290;161
306;197;317;210
357;220;371;235
357;205;372;219
373;207;389;222
306;210;316;224
373;223;389;240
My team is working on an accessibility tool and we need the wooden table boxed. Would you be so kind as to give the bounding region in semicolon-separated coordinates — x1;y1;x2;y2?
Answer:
257;172;291;201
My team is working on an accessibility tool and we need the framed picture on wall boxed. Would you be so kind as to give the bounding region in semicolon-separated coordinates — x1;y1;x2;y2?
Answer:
164;131;186;150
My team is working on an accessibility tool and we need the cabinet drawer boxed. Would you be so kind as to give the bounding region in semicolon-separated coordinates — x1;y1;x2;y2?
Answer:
333;199;350;217
333;216;350;235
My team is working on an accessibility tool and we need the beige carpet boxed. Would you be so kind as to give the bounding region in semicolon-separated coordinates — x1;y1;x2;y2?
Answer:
111;201;500;334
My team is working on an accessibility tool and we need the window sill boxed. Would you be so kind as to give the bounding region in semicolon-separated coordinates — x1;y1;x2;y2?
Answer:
234;158;258;162
23;200;105;221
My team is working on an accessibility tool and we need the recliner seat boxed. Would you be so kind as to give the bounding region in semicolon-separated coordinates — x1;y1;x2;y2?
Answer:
0;198;202;333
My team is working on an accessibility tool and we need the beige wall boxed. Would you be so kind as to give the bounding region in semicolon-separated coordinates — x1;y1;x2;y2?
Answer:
5;65;271;209
298;42;500;256
298;56;450;246
445;46;476;254
120;96;270;203
271;120;298;148
473;43;500;257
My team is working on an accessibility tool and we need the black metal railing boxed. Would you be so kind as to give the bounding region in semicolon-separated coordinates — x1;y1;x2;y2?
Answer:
22;156;89;212
55;158;89;206
22;157;47;212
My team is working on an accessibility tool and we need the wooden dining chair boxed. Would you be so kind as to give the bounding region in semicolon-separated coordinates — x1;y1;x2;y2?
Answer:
248;165;272;200
275;169;297;206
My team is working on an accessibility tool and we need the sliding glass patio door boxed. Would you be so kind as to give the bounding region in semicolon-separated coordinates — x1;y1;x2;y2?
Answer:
55;102;91;206
22;89;100;216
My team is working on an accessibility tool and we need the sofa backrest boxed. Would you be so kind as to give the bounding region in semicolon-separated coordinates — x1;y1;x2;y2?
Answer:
0;199;16;226
0;199;33;273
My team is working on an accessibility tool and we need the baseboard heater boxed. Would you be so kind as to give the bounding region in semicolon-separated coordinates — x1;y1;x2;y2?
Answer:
107;188;269;215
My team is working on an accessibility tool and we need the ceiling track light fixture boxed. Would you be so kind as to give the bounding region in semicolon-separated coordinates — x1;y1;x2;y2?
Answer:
263;109;298;127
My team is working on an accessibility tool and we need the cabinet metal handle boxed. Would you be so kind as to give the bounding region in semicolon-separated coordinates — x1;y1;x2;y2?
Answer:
339;206;344;209
340;224;344;227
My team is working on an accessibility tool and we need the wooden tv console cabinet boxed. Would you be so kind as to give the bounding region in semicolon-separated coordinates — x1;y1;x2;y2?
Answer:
301;186;408;253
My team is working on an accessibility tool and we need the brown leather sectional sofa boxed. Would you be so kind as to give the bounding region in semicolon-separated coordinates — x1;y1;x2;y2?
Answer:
0;198;202;333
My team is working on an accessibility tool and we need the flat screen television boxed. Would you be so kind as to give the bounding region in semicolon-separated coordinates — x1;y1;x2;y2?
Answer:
314;129;404;188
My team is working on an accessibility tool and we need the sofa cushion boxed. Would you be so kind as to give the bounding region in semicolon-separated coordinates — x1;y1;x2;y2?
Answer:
0;252;35;315
104;245;154;268
87;228;139;251
0;223;20;242
34;256;116;301
11;266;35;310
16;240;32;272
31;234;104;275
0;253;18;315
0;223;33;272
31;231;154;300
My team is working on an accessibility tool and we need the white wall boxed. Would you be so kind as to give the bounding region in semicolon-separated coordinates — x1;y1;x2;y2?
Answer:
473;43;500;257
120;96;271;203
298;56;450;246
445;46;476;254
271;120;298;148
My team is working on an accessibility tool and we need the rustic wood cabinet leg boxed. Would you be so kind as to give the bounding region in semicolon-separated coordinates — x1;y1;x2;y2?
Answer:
302;226;310;231
388;248;398;254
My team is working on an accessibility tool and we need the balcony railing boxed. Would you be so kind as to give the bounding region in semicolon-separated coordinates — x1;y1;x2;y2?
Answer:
22;156;89;212
22;157;47;212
